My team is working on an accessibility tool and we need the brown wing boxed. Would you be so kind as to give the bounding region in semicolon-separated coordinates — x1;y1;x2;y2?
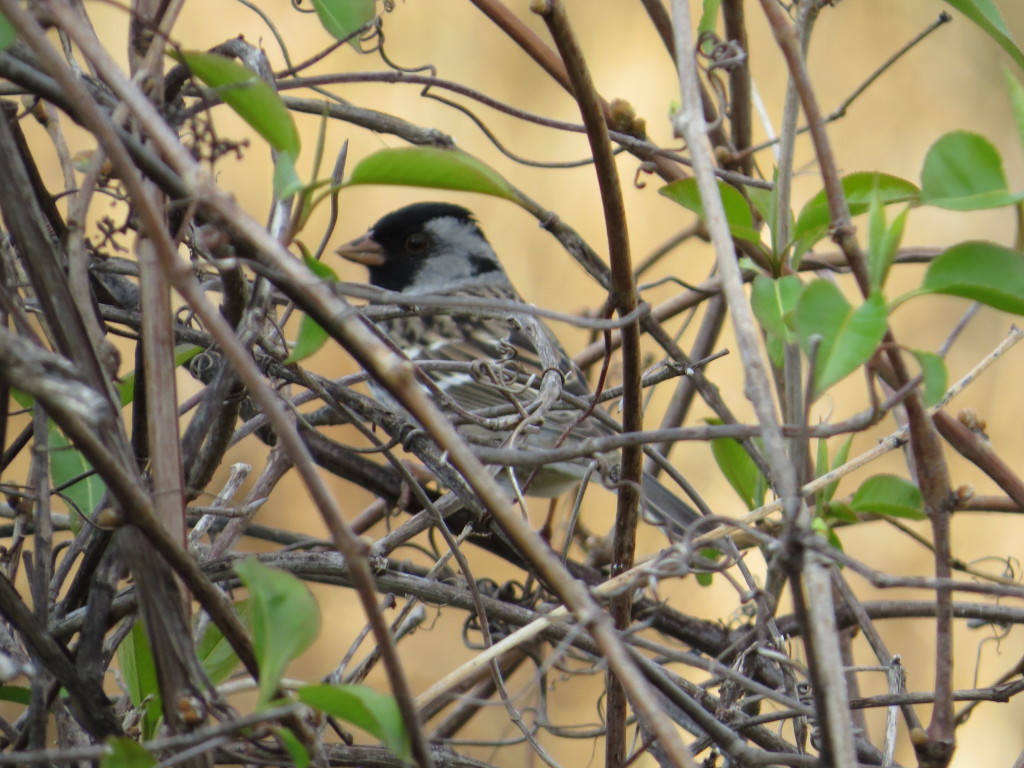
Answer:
376;283;592;415
373;283;620;498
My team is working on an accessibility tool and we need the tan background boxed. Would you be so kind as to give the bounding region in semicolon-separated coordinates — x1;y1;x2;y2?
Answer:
19;0;1024;765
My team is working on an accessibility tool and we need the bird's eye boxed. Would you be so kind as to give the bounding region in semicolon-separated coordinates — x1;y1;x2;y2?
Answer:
405;233;429;253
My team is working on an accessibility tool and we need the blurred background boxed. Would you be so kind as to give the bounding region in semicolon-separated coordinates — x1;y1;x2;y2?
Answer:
15;0;1024;765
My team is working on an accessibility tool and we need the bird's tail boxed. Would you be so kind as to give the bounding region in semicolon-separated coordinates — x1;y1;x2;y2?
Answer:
640;471;702;536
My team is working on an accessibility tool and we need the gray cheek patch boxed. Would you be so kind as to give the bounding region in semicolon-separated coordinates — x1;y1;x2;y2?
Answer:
402;217;504;293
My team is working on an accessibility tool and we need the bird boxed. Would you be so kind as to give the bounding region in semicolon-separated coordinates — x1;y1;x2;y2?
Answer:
335;202;699;535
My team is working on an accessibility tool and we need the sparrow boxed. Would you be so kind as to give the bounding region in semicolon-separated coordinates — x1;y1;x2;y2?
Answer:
336;202;699;534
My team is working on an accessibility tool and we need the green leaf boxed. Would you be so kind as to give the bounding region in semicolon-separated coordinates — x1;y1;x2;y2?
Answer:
817;434;853;505
347;147;519;201
0;686;30;705
867;184;886;291
277;727;311;768
303;254;340;281
750;274;802;342
299;684;409;760
173;51;301;158
312;0;376;42
197;600;250;686
867;201;907;294
850;474;925;519
287;316;328;364
920;131;1024;210
235;558;321;708
0;11;15;52
284;256;339;364
911;350;948;407
745;185;773;232
795;281;888;398
273;149;304;200
698;0;723;37
118;344;203;406
824;500;859;525
9;388;32;409
793;173;919;255
764;334;784;369
921;240;1024;314
942;0;1024;70
695;547;721;586
660;178;761;243
708;420;766;510
49;427;105;531
814;437;830;510
1006;69;1024;156
813;515;845;551
116;622;162;740
102;739;157;768
747;169;788;261
697;548;721;586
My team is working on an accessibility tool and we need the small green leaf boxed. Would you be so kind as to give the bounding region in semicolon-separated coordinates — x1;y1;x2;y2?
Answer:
850;474;925;519
299;684;409;760
0;11;15;52
867;185;886;291
920;131;1024;210
197;600;251;686
793;173;919;254
173;51;300;158
745;185;773;230
277;726;311;768
910;350;948;407
921;241;1024;314
273;150;304;200
312;0;376;42
10;388;32;409
708;420;766;510
116;622;162;740
284;256;339;364
660;178;762;244
287;315;329;364
942;0;1024;70
821;435;853;505
795;281;888;398
698;0;723;37
765;334;785;369
347;147;519;201
746;169;788;261
0;686;30;705
49;427;105;531
1006;69;1024;156
814;437;830;506
868;196;909;292
812;515;845;551
102;739;157;768
695;547;721;587
235;558;321;708
750;274;802;342
118;344;203;406
824;500;859;525
303;255;340;281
